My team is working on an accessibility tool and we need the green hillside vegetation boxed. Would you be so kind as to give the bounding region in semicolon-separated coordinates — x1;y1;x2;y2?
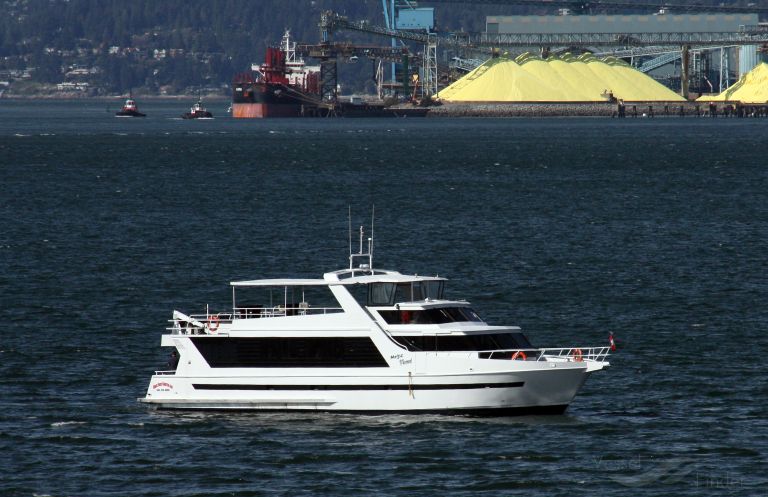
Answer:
0;0;763;96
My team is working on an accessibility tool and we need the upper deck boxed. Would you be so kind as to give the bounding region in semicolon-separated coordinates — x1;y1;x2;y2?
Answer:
183;227;484;333
231;269;450;307
230;269;446;287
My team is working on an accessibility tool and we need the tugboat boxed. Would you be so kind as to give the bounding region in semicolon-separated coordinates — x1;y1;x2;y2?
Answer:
115;96;146;117
182;99;214;119
140;226;612;415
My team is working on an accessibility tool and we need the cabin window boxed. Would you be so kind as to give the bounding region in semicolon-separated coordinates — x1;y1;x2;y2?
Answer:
393;281;446;303
191;337;389;368
391;333;533;352
424;280;444;300
366;281;444;306
369;283;396;306
377;307;484;325
394;283;415;302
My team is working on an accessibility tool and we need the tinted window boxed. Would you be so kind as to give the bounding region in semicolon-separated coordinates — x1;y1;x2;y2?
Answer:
393;283;413;303
392;281;441;302
424;281;444;300
369;283;396;306
367;281;444;305
191;337;389;368
391;333;533;352
378;307;484;325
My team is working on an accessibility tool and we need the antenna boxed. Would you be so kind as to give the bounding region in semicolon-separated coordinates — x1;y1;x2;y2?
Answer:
346;206;375;273
369;205;375;270
348;206;352;269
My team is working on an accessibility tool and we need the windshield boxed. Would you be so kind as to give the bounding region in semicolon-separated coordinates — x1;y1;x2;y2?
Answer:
367;281;444;306
392;332;533;352
378;307;482;325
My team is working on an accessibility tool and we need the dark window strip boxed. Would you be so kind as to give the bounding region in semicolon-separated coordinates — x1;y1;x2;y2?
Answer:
192;382;524;391
390;333;534;352
190;336;389;368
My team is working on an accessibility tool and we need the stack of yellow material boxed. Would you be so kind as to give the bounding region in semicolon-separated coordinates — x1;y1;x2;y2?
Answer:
438;53;685;102
697;63;768;103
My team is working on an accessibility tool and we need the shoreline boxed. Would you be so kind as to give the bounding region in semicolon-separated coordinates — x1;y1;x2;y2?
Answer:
5;97;760;118
0;94;231;101
427;101;711;118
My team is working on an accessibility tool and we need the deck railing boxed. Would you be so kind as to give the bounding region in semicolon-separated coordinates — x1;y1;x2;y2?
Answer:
232;306;343;318
167;307;344;335
480;346;611;363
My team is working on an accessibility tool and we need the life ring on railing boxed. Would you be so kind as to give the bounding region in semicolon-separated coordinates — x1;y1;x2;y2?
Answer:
208;315;220;332
572;348;583;362
511;350;527;361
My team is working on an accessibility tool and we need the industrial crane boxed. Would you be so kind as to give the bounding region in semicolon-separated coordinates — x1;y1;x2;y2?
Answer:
322;10;768;49
420;0;768;15
322;1;768;97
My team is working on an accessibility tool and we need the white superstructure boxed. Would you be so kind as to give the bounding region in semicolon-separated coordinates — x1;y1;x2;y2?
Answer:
140;228;610;415
249;30;319;88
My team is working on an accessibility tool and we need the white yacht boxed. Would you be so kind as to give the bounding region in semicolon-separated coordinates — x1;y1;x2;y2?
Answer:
140;228;611;415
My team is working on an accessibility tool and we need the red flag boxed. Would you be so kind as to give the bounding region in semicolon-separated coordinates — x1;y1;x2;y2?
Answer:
609;332;616;352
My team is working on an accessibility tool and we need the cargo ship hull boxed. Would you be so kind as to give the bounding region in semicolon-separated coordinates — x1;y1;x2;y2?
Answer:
232;81;319;118
233;104;299;118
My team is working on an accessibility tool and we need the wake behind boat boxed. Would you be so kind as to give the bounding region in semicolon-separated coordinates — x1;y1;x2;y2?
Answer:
140;228;611;415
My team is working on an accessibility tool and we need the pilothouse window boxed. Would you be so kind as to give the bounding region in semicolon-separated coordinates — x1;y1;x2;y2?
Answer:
367;280;445;306
369;283;396;306
394;283;419;302
424;281;444;300
378;307;483;325
391;332;533;352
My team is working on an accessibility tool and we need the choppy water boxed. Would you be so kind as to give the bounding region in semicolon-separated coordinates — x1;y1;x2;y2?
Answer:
1;99;766;496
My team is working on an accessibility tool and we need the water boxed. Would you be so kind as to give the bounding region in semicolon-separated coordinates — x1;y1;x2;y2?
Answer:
1;99;766;496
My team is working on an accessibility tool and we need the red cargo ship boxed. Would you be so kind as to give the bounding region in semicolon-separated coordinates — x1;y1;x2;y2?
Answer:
232;30;322;118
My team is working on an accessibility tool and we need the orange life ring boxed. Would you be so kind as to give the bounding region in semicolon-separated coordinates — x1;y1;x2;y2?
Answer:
208;315;220;332
572;348;583;362
511;350;527;361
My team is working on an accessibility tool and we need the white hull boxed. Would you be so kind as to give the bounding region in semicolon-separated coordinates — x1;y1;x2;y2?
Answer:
141;358;592;414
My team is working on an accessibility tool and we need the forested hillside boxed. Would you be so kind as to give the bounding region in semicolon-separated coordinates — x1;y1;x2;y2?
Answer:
0;0;763;96
0;1;379;95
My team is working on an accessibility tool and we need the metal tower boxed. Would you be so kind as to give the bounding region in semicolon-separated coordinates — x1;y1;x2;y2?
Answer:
423;36;438;96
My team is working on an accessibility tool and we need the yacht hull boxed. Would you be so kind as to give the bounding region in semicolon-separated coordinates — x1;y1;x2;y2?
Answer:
141;367;590;415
